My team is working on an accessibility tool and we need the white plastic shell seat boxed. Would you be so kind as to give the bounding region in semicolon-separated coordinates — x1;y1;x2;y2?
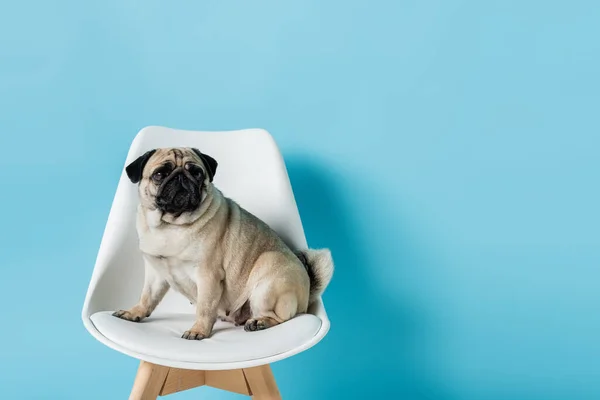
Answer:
81;126;330;371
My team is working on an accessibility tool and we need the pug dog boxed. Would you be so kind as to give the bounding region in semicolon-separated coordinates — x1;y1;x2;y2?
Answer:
112;147;334;340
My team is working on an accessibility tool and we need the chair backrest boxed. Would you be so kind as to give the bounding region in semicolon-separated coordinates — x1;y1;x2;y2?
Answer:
82;127;307;316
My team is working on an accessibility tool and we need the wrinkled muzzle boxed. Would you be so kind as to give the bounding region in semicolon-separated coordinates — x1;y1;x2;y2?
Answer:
155;169;202;214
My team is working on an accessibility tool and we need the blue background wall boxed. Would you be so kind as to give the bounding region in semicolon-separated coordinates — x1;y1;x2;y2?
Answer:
1;1;599;399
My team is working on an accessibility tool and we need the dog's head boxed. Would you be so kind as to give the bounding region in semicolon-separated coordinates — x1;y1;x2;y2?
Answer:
125;147;218;217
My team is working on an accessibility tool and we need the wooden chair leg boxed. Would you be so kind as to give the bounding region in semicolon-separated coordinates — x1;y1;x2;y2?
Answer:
206;369;252;395
160;368;205;396
129;361;169;400
127;361;281;399
243;365;282;400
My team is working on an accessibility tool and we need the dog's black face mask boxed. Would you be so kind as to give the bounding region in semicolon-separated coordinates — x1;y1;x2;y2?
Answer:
154;162;205;215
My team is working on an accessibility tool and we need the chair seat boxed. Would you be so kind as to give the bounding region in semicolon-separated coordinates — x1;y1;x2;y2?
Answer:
90;311;322;365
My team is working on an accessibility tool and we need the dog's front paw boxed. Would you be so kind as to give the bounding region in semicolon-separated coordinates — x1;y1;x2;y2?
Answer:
112;309;146;322
182;329;206;340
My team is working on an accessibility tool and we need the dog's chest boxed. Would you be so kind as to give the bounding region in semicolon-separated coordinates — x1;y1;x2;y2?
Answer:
153;257;198;300
138;224;202;260
138;224;206;300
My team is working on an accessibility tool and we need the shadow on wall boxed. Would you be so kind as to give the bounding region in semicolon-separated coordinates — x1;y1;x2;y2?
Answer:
285;155;455;400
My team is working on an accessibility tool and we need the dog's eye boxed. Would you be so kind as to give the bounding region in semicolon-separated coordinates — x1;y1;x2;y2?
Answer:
152;172;164;182
186;163;204;178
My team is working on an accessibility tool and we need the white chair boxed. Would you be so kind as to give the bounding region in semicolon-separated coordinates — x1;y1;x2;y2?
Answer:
81;126;331;399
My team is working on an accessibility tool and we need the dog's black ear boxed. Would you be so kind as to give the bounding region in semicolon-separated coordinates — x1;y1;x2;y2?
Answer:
125;149;157;184
192;148;218;182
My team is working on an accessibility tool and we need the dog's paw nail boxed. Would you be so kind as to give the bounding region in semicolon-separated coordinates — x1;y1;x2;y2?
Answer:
244;318;270;332
112;310;144;322
244;319;257;332
182;330;205;340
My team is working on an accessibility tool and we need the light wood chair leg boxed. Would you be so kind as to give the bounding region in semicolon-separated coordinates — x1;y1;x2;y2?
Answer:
127;361;282;399
243;365;282;400
206;369;252;395
129;361;170;400
160;368;205;396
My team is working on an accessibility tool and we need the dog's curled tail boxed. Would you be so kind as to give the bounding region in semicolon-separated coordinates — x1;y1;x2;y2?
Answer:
295;249;334;303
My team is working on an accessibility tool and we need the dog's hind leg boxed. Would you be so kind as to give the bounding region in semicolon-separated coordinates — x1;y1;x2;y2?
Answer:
244;289;298;332
243;251;309;332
